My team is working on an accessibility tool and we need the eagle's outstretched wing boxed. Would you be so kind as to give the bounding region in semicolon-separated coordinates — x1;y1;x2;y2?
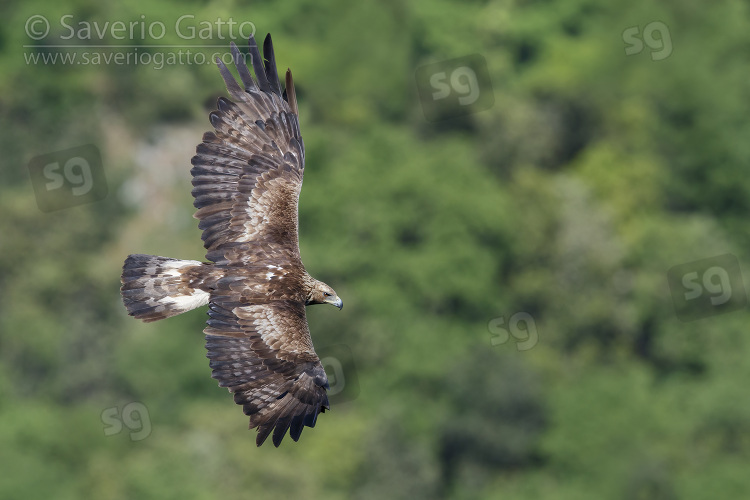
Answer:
206;279;329;447
191;34;304;267
191;34;329;446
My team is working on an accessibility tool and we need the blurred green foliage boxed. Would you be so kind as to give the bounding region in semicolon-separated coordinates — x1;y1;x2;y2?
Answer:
2;0;750;498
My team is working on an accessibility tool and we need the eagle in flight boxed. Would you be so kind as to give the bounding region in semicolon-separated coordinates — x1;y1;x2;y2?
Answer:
120;33;342;447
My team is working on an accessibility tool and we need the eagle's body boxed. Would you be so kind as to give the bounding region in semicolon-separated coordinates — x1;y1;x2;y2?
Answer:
120;33;341;447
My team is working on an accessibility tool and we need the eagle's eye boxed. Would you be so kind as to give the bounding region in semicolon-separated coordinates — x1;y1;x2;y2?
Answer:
323;292;332;297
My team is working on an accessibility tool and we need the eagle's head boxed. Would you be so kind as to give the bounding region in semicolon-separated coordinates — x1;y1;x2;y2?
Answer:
308;281;343;310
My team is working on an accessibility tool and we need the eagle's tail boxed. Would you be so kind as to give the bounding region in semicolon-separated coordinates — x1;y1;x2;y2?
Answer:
120;254;212;322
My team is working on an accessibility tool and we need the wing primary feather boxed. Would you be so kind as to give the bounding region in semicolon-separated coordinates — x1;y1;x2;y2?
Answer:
229;42;256;91
263;34;282;96
304;407;319;427
272;415;293;447
255;422;275;447
285;69;298;115
247;35;271;93
289;413;305;441
214;58;243;97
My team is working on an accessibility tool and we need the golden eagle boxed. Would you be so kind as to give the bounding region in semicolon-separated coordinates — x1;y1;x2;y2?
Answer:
120;33;342;447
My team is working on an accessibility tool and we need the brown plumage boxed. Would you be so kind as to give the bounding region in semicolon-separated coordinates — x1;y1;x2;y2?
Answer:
120;33;342;447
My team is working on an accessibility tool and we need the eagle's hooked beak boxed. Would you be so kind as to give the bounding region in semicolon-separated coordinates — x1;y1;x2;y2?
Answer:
327;296;343;310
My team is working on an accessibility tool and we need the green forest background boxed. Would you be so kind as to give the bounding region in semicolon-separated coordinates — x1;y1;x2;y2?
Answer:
3;0;750;498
